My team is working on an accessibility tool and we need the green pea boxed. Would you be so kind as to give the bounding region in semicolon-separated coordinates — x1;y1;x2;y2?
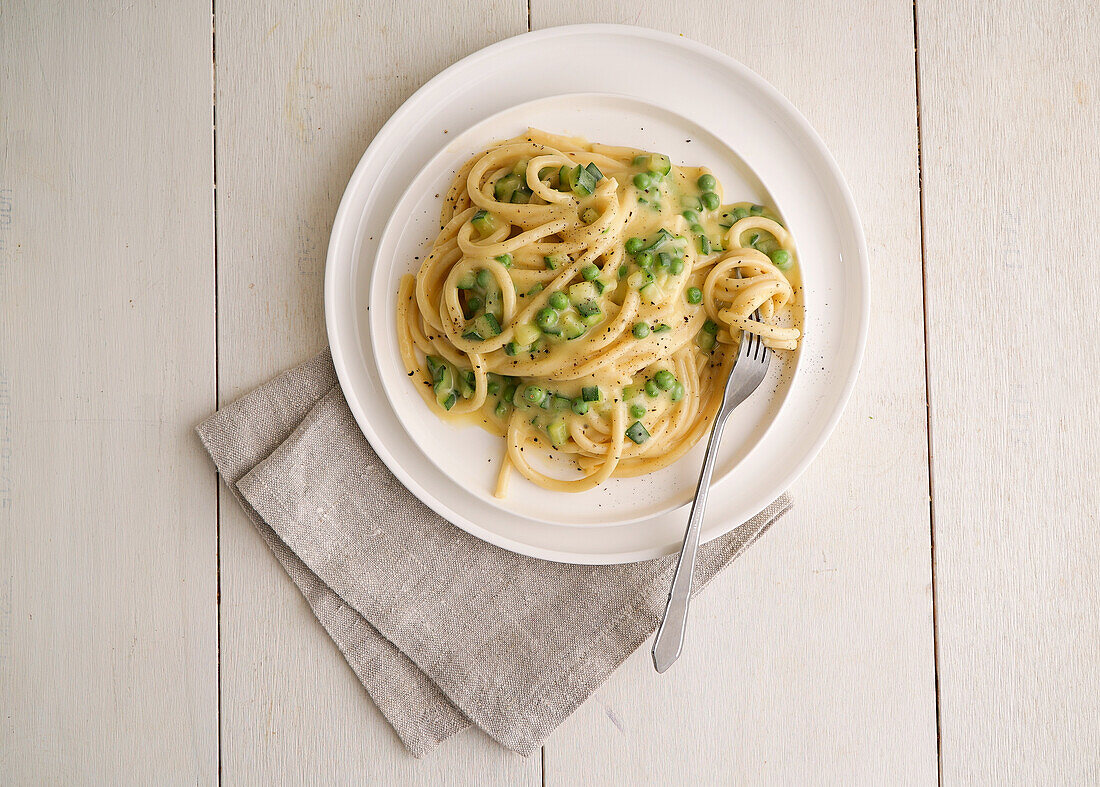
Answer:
548;291;569;311
629;403;646;418
537;308;558;330
487;380;500;395
495;253;513;268
645;380;660;397
633;322;650;339
697;173;717;191
524;385;546;404
682;209;699;223
669;258;684;275
636;251;654;269
701;192;720;211
670;381;685;402
703;319;719;334
582;264;600;281
571;398;589;415
476;269;492;289
654;370;676;390
625;237;645;254
465;296;483;314
770;249;792;270
686;287;703;304
633;172;652;190
690;223;705;235
750;204;764;215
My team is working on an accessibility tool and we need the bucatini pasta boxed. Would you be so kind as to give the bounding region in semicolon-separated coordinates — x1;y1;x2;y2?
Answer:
397;129;800;497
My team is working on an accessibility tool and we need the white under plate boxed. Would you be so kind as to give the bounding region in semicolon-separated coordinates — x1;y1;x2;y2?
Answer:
326;24;868;563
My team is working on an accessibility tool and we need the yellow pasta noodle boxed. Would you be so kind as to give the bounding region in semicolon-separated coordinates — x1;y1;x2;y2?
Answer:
396;129;801;497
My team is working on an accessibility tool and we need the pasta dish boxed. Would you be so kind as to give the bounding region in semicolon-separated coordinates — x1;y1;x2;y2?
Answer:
396;129;800;497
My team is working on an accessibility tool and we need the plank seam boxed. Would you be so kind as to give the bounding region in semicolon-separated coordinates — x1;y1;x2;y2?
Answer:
911;1;943;783
211;0;223;782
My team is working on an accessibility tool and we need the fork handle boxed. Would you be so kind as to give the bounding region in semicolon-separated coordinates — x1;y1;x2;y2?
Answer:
651;408;731;673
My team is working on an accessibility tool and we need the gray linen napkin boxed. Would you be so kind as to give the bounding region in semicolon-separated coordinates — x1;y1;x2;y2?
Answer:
197;350;791;756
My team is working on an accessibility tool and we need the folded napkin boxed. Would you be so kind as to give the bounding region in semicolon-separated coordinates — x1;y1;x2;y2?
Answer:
197;349;791;756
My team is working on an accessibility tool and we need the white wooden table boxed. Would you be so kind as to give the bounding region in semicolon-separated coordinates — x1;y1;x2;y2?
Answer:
2;2;1097;783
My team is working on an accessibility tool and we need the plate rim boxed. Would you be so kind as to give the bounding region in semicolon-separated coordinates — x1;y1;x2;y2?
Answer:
325;23;870;563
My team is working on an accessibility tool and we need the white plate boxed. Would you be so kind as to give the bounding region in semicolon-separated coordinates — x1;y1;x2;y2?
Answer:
326;24;868;563
368;92;798;527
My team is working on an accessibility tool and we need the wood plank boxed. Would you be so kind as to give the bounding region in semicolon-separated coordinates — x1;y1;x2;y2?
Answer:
0;2;217;782
213;0;540;780
917;2;1100;782
528;6;938;784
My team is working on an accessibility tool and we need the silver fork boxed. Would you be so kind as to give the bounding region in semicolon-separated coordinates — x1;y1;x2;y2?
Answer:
652;327;772;673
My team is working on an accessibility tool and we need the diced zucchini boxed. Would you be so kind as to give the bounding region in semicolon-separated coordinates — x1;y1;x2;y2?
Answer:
433;366;454;405
574;165;597;195
581;385;602;402
558;165;574;191
627;269;656;289
584;162;604;181
471;210;495;235
643;228;675;252
649;154;672;176
639;282;661;305
575;300;601;318
568;281;599;304
539;166;560;188
580;308;603;326
494;174;522;202
652;323;672;333
425;355;444;382
697;235;712;255
697;330;716;352
439;391;457;410
560;312;586;340
494;400;510;419
626;421;650;444
458;370;475;398
547;419;569;447
514;323;541;345
511;158;530;177
544;254;567;270
634;153;671;176
510;188;532;204
622;385;640;400
552;394;572;411
563;164;597;196
581;207;598;224
456;272;477;289
462;313;502;341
